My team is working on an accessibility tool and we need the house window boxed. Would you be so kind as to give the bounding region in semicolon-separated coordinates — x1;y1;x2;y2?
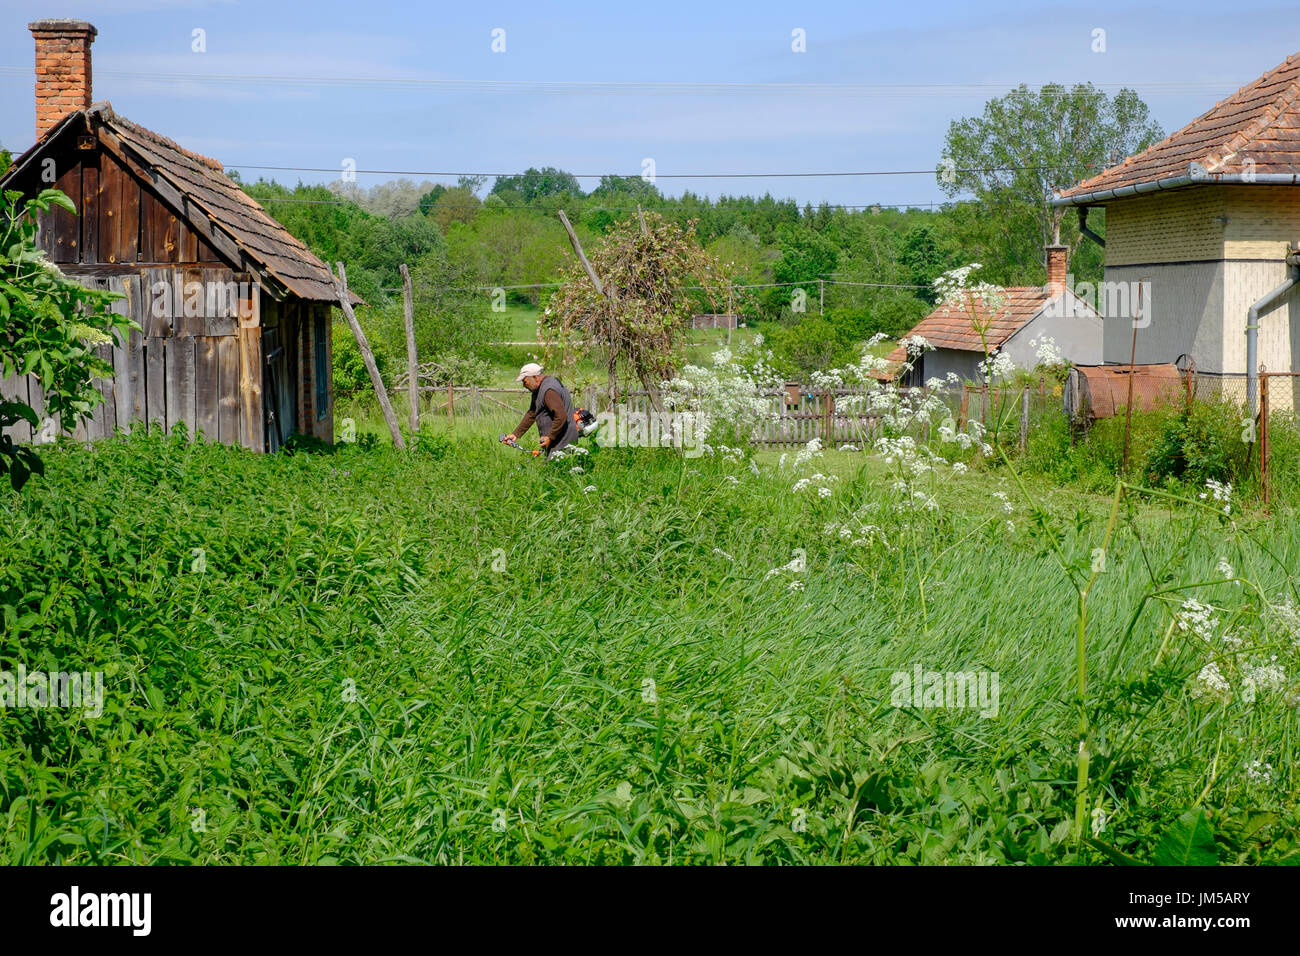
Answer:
314;309;329;420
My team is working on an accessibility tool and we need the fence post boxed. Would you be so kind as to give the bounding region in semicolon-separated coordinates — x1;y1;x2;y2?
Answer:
400;263;417;435
959;385;969;429
447;383;455;423
822;390;833;444
472;385;480;418
1019;386;1029;454
1260;372;1271;508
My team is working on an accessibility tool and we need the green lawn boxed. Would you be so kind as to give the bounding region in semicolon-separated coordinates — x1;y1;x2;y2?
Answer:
2;424;1297;863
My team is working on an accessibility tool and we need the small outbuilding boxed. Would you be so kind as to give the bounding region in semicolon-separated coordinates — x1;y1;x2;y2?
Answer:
0;19;358;451
887;246;1104;385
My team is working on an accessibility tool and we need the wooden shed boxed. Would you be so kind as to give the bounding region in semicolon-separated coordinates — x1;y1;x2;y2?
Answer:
0;19;358;452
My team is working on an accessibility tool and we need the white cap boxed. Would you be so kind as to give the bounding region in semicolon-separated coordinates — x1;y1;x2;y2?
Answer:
516;362;544;382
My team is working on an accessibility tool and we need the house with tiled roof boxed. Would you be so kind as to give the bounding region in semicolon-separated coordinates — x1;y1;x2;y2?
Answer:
1054;50;1300;412
0;20;355;451
888;247;1103;385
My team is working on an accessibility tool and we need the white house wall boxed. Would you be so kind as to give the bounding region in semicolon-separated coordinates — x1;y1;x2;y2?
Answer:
1102;262;1225;370
1002;297;1103;369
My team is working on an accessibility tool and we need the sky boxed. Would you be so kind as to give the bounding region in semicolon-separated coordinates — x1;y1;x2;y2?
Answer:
1;0;1298;209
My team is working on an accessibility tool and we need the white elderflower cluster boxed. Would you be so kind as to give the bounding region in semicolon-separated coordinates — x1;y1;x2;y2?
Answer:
1029;335;1065;368
977;348;1017;384
792;473;838;497
662;336;782;452
792;437;824;471
824;519;890;550
1244;760;1275;786
1176;599;1221;642
1179;599;1296;706
1199;479;1233;515
1190;661;1232;703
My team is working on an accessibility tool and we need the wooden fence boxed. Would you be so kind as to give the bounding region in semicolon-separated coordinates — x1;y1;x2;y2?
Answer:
390;379;889;447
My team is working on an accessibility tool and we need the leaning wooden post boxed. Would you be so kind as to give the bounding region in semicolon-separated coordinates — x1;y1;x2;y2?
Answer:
333;261;405;450
400;263;418;434
958;384;969;430
558;209;617;406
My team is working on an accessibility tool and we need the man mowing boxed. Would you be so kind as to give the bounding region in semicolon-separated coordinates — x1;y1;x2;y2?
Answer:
502;362;579;458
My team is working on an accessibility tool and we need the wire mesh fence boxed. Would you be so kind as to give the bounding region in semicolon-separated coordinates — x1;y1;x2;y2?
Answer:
1261;372;1300;506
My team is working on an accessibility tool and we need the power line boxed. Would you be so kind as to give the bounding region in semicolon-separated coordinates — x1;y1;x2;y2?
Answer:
248;195;965;211
0;66;1236;99
227;163;1084;179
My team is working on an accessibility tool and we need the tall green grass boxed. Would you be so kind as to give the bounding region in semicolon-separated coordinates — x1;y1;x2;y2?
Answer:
1;427;1296;863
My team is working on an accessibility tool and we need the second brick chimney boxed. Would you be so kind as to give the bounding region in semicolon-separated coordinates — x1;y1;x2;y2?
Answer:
1045;243;1069;295
29;19;97;141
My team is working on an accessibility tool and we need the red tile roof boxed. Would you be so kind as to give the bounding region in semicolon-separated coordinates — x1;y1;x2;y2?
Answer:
1058;52;1300;201
895;287;1054;354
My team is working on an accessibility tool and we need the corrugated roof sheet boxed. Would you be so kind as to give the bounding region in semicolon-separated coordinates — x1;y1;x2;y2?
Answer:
1059;52;1300;200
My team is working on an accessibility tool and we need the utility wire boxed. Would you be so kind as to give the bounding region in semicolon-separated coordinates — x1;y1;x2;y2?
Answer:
227;162;1085;179
248;196;965;211
0;66;1234;98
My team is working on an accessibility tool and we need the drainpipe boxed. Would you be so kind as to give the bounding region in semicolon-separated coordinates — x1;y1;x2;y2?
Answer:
1247;249;1300;415
1077;207;1105;248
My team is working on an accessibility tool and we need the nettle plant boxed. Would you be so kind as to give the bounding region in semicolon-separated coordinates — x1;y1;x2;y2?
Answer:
1;188;132;490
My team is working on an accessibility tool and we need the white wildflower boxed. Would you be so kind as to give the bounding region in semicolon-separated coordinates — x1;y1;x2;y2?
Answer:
1244;760;1275;786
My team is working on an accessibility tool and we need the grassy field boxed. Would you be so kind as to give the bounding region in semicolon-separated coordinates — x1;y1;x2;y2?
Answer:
479;304;768;388
1;423;1297;864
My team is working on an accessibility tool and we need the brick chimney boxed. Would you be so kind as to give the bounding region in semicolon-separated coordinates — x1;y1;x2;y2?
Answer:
29;19;97;141
1045;243;1069;295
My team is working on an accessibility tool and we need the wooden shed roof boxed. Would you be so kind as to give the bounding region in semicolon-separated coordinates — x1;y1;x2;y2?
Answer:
1058;51;1300;202
2;103;356;304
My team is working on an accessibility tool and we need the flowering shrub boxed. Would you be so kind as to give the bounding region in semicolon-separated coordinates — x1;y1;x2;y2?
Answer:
661;335;782;452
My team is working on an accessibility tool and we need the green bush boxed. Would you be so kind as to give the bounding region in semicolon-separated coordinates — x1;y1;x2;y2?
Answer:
332;321;383;395
768;316;855;379
1145;400;1251;489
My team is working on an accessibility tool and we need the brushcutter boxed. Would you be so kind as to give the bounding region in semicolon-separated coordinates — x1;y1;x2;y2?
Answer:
497;408;601;458
498;434;542;457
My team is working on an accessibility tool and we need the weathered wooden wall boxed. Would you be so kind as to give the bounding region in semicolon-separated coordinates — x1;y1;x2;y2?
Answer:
19;144;223;267
0;271;264;450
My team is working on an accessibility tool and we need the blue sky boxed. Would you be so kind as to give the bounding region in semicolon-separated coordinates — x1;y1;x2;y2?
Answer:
1;0;1297;207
